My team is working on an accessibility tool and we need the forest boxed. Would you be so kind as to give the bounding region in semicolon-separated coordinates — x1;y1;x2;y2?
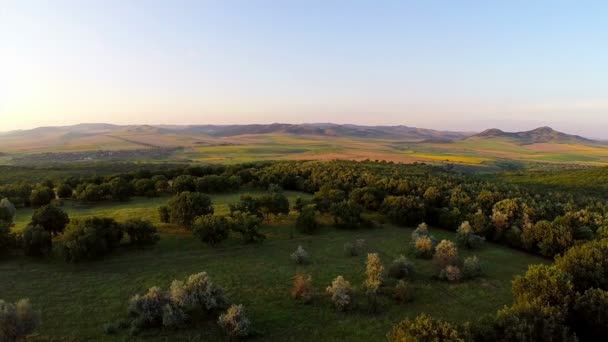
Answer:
1;160;607;341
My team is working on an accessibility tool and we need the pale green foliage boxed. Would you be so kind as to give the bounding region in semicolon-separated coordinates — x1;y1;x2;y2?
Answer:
411;222;429;241
168;272;227;312
462;256;482;279
218;304;251;337
290;245;310;265
344;238;366;256
0;298;40;342
326;276;353;311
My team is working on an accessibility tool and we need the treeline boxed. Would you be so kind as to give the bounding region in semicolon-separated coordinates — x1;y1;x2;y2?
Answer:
2;160;607;258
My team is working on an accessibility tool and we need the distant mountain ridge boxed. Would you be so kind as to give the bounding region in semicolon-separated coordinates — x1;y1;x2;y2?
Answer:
470;126;596;145
2;123;470;141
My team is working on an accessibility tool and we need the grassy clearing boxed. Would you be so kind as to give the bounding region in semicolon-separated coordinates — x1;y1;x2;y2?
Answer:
1;191;545;341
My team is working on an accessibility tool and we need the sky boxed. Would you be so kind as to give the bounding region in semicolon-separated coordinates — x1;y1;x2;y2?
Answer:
1;0;607;137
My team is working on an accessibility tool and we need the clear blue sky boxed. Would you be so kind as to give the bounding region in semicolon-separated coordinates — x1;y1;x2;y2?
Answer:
1;0;607;137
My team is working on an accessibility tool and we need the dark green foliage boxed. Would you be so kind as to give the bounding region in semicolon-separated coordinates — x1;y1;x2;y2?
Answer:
29;186;55;207
133;179;157;197
462;256;482;280
229;212;265;243
75;183;107;202
257;192;290;221
62;217;124;262
329;200;368;229
312;185;346;213
192;215;230;246
158;205;170;223
0;221;16;254
382;195;426;227
171;175;196;193
122;219;160;247
108;177;135;201
229;194;260;216
56;183;73;199
22;225;52;257
165;192;214;228
295;205;318;234
30;205;69;236
570;288;608;340
194;175;240;193
388;255;415;279
349;186;385;211
0;207;12;226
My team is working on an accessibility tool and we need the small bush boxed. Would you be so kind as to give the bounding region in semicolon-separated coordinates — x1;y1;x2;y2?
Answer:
393;280;413;304
229;212;265;243
387;313;463;342
128;287;173;330
414;236;434;259
411;222;429;241
218;304;251;338
192;215;230;247
290;245;310;265
22;225;52;257
456;221;484;249
388;255;416;279
168;272;228;312
158;206;170;223
462;256;482;280
344;239;366;257
295;205;318;234
439;265;462;283
291;273;313;303
326;276;353;311
365;253;384;293
122;219;160;247
0;298;40;342
433;240;459;268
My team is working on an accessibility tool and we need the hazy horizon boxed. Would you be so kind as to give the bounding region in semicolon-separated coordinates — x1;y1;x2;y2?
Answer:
2;1;607;137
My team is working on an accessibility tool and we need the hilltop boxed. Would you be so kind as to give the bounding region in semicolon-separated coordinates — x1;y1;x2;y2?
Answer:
471;126;596;145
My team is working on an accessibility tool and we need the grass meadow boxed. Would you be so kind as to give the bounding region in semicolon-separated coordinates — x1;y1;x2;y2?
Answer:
1;191;545;341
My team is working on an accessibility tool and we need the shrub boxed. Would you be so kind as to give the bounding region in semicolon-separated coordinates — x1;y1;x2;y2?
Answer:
168;272;228;312
290;245;310;265
122;219;160;247
128;287;175;331
192;215;230;246
439;265;462;283
62;217;123;262
388;255;415;279
393;280;413;304
0;298;40;342
158;205;170;223
433;240;459;268
295;205;318;234
218;304;251;338
165;192;214;228
344;239;366;257
387;313;463;342
291;273;313;303
56;183;73;199
456;221;484;249
30;205;70;236
0;222;18;254
411;222;429;240
462;256;482;279
414;236;434;259
365;253;384;293
22;225;52;257
229;212;265;243
326;276;353;311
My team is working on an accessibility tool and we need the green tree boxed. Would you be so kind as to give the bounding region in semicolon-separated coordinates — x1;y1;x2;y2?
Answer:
165;192;214;228
387;313;463;342
22;225;52;257
30;205;69;236
192;215;230;246
295;205;318;234
121;219;160;246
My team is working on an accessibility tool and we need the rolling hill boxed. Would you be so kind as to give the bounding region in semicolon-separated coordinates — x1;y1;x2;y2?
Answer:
1;123;607;167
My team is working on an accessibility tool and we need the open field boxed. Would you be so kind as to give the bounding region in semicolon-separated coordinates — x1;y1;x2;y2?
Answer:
1;192;546;341
4;129;608;168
